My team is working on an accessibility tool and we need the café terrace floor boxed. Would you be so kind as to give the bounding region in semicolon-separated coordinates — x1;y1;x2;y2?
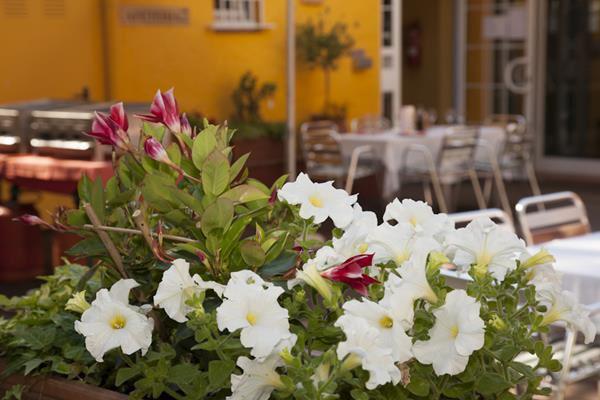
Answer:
1;174;599;398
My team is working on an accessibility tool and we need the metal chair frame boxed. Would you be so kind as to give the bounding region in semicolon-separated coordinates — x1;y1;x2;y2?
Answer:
448;208;515;232
515;191;591;246
399;126;486;213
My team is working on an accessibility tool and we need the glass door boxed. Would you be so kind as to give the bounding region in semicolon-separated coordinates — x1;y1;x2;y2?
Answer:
458;0;532;123
380;0;401;124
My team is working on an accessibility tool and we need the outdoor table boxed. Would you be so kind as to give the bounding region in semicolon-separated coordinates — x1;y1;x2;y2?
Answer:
3;155;113;195
336;125;505;198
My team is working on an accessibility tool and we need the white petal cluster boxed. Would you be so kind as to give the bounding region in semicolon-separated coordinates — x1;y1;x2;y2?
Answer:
412;290;485;376
75;279;154;362
217;270;295;358
448;217;525;281
537;286;597;344
384;198;453;241
228;355;286;400
335;317;402;390
278;172;357;228
154;259;224;322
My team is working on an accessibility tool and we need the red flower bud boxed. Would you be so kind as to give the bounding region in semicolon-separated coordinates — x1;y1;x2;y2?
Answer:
320;254;380;296
109;102;128;131
86;112;129;150
12;214;52;229
180;113;192;137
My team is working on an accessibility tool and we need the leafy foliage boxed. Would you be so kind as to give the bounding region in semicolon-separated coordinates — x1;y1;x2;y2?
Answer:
231;71;276;123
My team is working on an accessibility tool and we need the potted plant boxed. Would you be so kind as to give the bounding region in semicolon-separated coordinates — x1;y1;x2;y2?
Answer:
1;89;596;399
296;16;354;127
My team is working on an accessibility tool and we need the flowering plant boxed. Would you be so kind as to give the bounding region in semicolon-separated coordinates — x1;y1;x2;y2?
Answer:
1;90;596;400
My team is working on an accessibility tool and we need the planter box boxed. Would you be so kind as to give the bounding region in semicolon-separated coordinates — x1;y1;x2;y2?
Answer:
233;137;285;186
0;370;126;400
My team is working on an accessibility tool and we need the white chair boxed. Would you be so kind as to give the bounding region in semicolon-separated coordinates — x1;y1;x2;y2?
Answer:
399;126;486;213
484;114;542;198
448;208;514;232
300;121;378;194
515;191;590;245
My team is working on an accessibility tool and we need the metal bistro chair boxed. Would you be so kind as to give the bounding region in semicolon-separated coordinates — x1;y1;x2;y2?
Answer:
484;114;542;198
515;191;591;246
399;126;486;213
448;208;515;232
300;121;378;194
350;114;391;134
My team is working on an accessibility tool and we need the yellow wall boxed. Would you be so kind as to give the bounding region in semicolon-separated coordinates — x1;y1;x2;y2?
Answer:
104;0;380;125
0;0;106;102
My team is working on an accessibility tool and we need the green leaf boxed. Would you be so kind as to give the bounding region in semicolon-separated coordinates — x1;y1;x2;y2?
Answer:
23;358;44;375
143;122;166;141
207;360;235;390
77;175;92;204
192;128;217;169
350;389;369;400
240;240;266;267
65;237;107;258
406;376;430;397
90;177;105;223
66;209;87;227
475;372;512;395
229;153;250;183
200;198;234;237
259;250;297;278
202;151;230;196
166;142;182;166
221;184;269;204
116;366;140;386
221;216;252;258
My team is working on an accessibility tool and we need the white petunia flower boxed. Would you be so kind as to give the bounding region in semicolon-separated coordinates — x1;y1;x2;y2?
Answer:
336;316;402;390
366;222;439;266
338;298;412;362
520;250;562;292
448;217;525;281
75;279;154;362
228;355;286;400
154;259;224;323
217;271;294;358
537;286;597;344
278;172;357;228
383;198;454;241
412;290;485;376
312;204;379;271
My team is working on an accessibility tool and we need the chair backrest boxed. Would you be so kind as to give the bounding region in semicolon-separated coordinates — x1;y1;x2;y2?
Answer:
437;126;480;172
350;115;391;134
485;114;532;158
449;208;515;232
515;191;591;245
300;121;342;172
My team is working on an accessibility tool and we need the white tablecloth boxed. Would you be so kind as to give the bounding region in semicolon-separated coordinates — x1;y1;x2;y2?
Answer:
336;125;506;198
529;232;600;306
443;232;600;307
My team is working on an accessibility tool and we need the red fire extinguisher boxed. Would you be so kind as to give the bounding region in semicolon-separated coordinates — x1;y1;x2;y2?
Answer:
405;22;422;67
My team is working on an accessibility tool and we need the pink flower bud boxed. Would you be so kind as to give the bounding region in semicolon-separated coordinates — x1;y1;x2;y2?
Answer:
180;113;192;137
86;112;129;150
109;102;128;131
12;214;52;229
136;88;181;133
320;254;380;296
143;137;170;163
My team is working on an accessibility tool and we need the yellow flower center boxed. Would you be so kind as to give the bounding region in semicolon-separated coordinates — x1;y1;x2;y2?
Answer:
450;325;459;338
246;312;257;326
309;195;324;208
357;243;369;254
379;315;394;329
409;216;418;227
110;314;127;330
394;250;410;265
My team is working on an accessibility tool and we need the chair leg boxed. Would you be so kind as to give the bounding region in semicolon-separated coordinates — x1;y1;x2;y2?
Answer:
493;168;513;221
525;159;542;197
429;171;448;213
468;169;487;210
483;177;493;205
422;182;433;206
555;329;576;400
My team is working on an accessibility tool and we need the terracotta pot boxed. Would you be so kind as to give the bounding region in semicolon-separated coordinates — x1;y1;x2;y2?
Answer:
232;137;285;186
0;368;126;400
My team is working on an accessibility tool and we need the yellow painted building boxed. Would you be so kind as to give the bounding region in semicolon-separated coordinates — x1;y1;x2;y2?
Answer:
0;0;382;125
